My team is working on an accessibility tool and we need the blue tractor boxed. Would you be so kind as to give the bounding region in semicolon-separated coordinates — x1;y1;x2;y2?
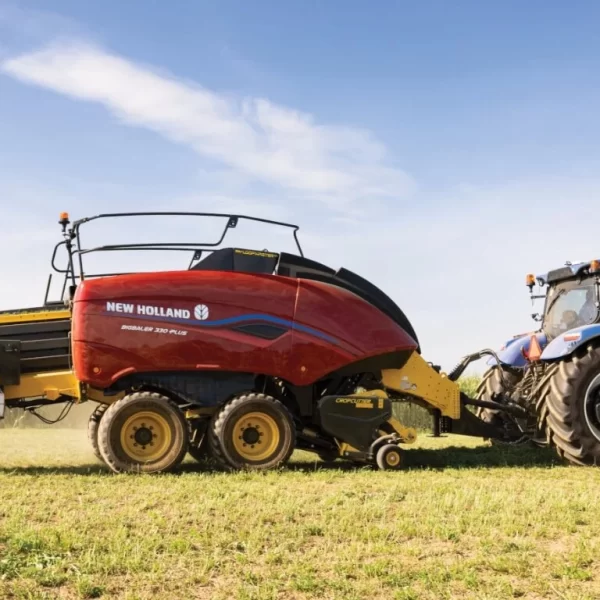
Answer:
475;258;600;465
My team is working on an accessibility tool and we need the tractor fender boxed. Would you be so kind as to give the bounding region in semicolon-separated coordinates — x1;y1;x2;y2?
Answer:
540;324;600;360
487;331;547;368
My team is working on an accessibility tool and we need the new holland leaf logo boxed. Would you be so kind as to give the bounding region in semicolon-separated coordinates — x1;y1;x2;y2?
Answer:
194;304;210;321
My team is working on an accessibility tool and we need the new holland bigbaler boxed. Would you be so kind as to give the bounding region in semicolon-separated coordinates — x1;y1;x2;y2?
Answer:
1;211;596;473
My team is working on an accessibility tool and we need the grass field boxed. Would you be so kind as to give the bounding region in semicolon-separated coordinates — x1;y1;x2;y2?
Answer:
1;429;600;599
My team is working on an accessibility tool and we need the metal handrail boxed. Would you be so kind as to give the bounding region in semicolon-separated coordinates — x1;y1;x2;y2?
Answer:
47;211;303;299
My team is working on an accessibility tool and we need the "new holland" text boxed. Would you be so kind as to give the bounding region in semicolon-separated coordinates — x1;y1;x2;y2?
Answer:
106;302;191;319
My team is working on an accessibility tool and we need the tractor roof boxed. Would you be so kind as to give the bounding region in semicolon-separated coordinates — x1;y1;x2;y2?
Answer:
536;259;599;285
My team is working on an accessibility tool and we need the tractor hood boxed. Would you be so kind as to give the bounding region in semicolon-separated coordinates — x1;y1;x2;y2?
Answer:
488;330;548;368
540;323;600;360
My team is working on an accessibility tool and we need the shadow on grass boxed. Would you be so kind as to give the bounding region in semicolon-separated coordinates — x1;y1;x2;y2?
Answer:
289;442;566;472
0;463;110;476
0;442;567;477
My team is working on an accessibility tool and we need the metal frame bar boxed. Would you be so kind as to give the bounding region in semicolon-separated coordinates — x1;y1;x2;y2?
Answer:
49;211;303;296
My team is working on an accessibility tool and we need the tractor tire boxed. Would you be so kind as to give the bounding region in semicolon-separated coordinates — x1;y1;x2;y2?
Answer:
87;403;108;463
475;365;522;431
208;392;296;471
97;391;188;474
532;362;558;447
543;344;600;466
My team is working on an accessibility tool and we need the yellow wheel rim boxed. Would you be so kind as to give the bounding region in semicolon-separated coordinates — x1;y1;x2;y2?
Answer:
120;410;172;462
232;411;280;462
385;450;401;467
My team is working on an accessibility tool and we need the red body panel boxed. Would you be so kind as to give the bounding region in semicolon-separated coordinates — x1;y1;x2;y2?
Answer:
71;270;417;388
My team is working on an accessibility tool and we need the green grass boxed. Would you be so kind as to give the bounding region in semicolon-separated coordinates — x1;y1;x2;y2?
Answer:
1;429;600;599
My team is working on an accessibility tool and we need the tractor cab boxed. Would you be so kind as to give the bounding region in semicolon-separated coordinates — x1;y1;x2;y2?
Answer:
490;258;600;368
527;259;600;342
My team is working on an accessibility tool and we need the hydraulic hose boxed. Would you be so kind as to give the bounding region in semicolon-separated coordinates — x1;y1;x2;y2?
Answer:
447;349;508;388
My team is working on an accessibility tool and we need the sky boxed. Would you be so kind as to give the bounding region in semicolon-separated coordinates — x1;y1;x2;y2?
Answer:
1;0;600;373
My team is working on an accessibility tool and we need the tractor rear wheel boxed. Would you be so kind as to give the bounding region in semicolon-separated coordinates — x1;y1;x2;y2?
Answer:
532;362;558;447
87;403;108;463
97;392;188;473
209;393;296;471
543;344;600;466
475;365;524;442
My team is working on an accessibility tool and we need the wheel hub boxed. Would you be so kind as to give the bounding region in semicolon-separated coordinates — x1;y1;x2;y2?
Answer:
120;411;172;461
242;427;261;445
134;427;153;446
386;451;400;466
232;412;280;462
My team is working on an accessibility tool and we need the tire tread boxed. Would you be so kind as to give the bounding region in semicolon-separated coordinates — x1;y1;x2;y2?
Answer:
98;391;188;473
545;344;600;466
208;392;296;471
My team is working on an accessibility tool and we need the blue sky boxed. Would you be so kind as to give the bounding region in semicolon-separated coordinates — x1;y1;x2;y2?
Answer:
1;1;600;371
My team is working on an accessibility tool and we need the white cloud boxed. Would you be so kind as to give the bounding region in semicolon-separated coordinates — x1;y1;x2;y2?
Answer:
1;40;415;214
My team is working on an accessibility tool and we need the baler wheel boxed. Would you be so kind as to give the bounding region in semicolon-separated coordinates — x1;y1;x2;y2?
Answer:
87;403;108;463
544;344;600;466
376;444;403;470
97;392;188;474
209;393;296;471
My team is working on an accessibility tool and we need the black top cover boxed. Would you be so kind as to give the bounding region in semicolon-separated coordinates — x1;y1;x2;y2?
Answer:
192;248;279;275
191;248;420;351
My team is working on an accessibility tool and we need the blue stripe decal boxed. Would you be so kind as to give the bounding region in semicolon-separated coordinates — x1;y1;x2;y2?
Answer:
101;311;339;345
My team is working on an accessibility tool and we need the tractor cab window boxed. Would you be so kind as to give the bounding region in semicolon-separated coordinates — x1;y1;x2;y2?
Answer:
544;279;598;337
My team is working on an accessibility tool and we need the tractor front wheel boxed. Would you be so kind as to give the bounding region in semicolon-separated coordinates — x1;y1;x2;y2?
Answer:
209;393;296;471
97;392;188;473
475;365;530;444
544;344;600;466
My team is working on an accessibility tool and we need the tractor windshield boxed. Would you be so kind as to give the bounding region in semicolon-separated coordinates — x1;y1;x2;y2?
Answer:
543;278;599;338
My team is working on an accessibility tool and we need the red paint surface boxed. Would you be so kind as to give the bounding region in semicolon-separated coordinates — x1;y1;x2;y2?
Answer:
71;270;417;388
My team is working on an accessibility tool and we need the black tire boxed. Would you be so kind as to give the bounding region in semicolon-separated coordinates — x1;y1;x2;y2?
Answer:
532;363;558;447
543;344;600;466
87;403;108;463
475;366;522;426
475;365;531;443
376;444;403;470
98;392;188;474
208;393;296;471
